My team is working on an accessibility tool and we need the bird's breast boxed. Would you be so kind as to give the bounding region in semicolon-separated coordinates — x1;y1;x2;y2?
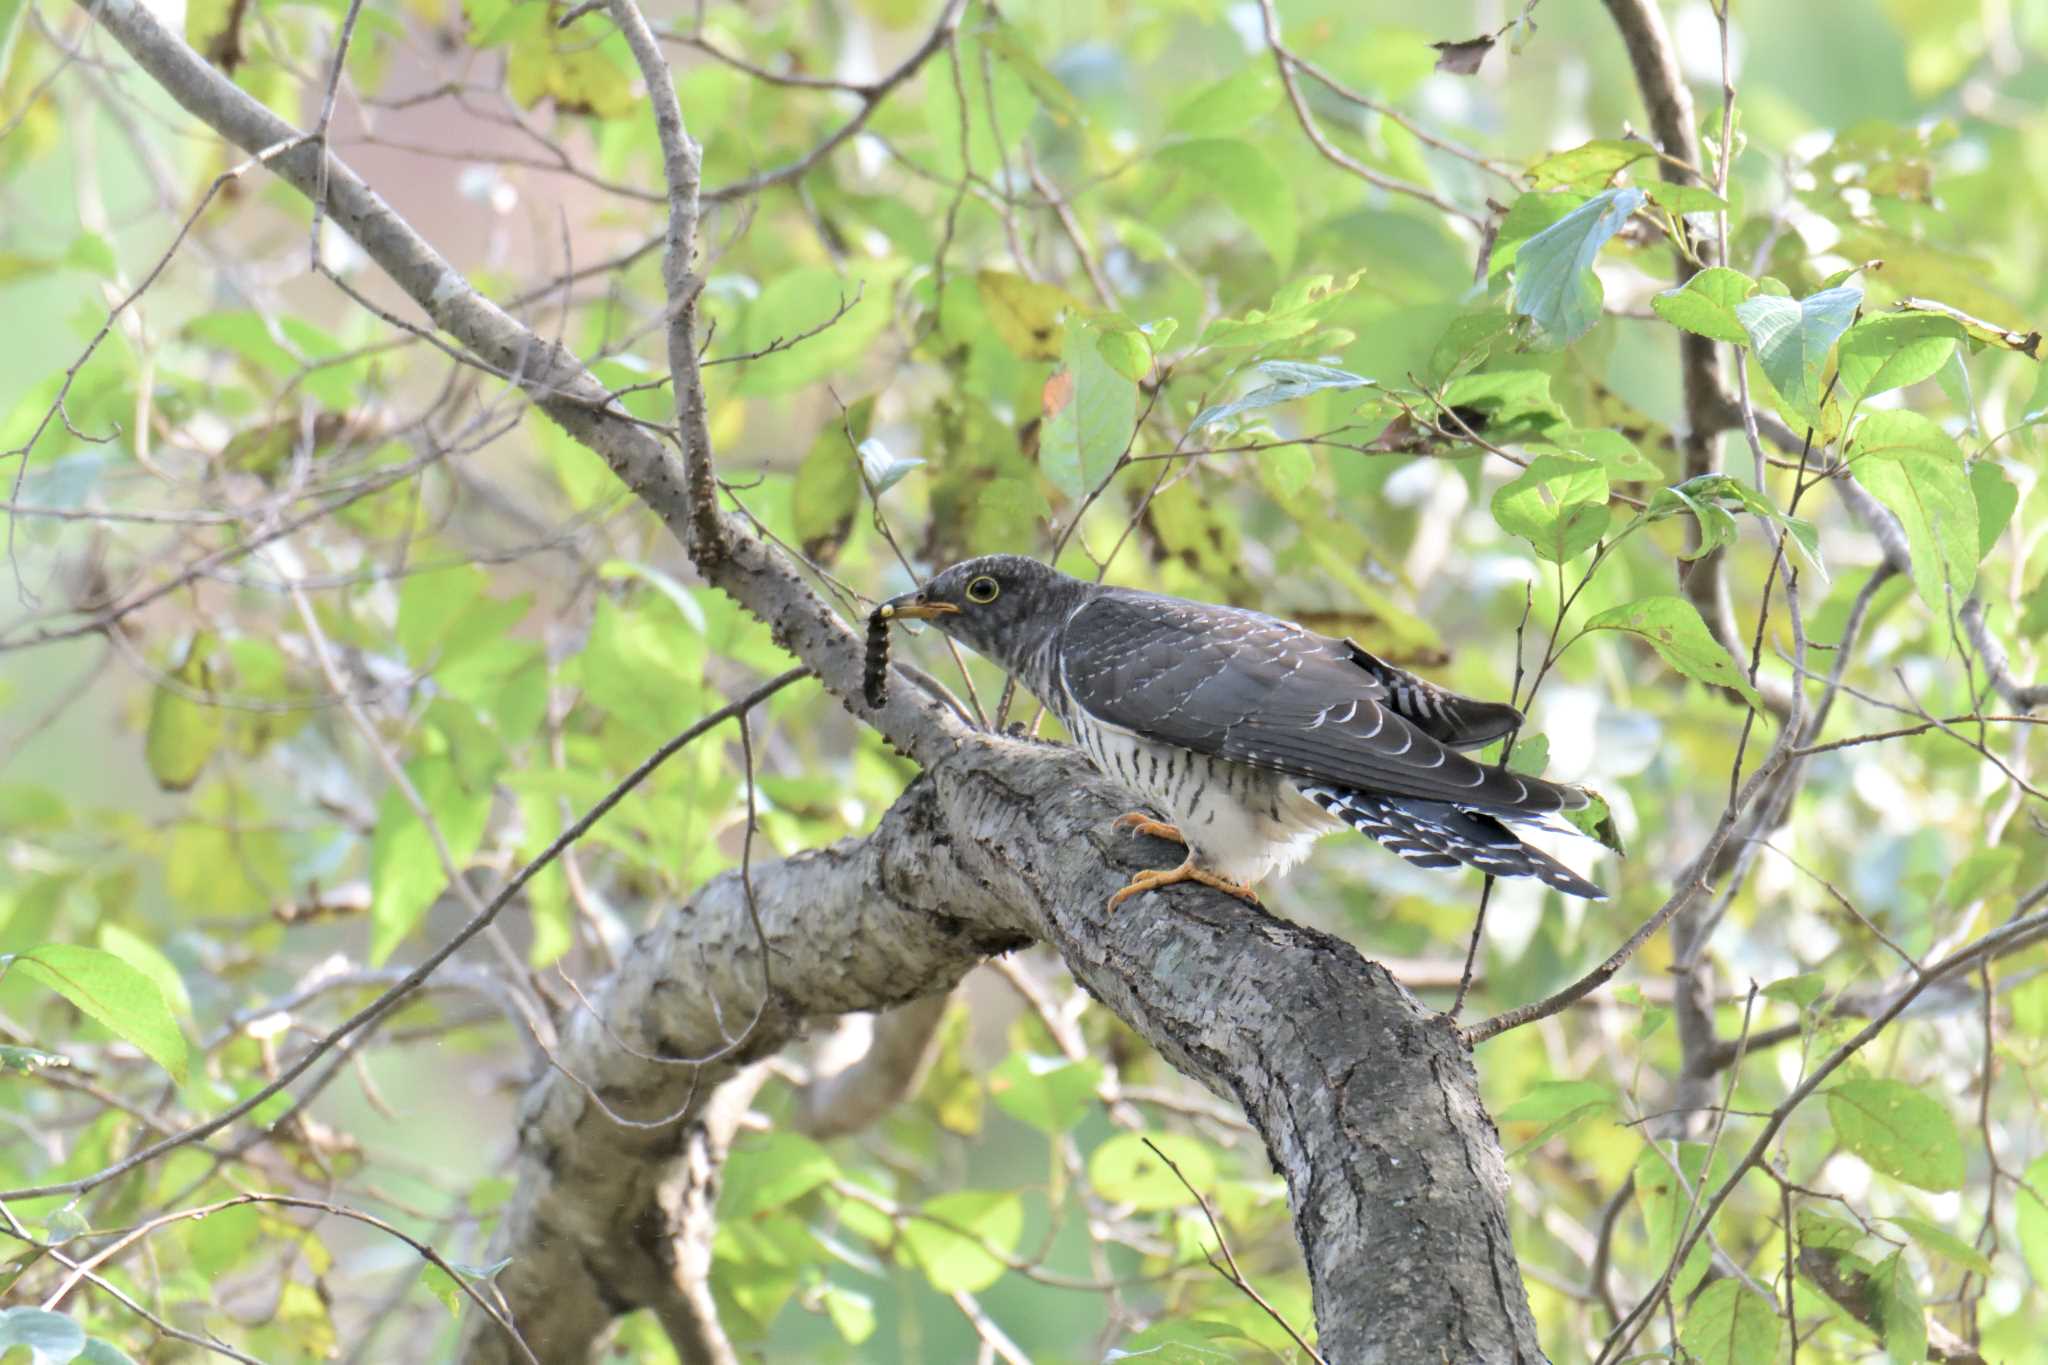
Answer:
1066;713;1339;884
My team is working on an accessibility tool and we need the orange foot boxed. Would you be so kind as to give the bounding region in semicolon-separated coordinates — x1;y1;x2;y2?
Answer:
1112;811;1186;843
1106;855;1261;912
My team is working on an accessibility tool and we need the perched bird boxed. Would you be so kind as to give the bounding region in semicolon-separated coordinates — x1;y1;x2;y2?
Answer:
879;555;1606;910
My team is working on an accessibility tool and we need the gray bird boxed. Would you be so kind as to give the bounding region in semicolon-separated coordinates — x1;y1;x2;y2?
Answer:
879;555;1607;911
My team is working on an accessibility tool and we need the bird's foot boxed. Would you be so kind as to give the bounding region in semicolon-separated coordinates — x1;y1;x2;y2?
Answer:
1112;811;1185;844
1106;856;1260;912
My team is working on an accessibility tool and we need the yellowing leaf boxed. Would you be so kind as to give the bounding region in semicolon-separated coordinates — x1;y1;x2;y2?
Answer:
976;270;1077;361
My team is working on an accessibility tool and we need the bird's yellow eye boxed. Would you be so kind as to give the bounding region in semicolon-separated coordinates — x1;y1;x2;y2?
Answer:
966;575;1000;604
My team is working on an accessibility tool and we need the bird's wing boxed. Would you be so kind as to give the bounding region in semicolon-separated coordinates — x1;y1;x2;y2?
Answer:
1058;591;1575;813
1341;642;1524;750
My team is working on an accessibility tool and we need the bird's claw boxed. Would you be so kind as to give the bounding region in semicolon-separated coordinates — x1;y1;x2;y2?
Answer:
1106;856;1260;912
1111;811;1185;843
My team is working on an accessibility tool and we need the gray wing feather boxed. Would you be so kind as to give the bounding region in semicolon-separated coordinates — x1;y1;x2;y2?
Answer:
1059;591;1577;814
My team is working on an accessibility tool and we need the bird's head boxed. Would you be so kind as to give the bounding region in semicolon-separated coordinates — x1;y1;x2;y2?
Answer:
877;555;1089;674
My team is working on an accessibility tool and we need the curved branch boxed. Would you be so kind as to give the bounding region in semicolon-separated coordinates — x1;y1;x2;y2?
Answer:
463;740;1548;1363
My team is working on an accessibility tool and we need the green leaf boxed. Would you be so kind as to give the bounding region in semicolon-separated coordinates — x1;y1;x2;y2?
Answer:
1632;473;1826;579
790;396;873;563
1678;1278;1781;1365
1583;596;1762;709
1825;1078;1966;1191
1497;1079;1613;1157
1094;323;1152;384
1734;284;1862;420
1762;972;1825;1009
1509;187;1644;345
421;1264;464;1317
0;1308;87;1361
1157;138;1297;268
1525;139;1650;191
1634;1143;1714;1299
1945;846;2019;907
988;1053;1102;1135
1971;460;2017;559
1651;267;1756;344
2018;1154;2048;1286
80;1339;139;1365
1490;454;1610;562
1190;360;1371;430
96;923;192;1018
1847;411;1977;612
1870;1249;1927;1365
902;1190;1023;1293
1883;1216;1992;1277
9;945;188;1083
721;1132;839;1217
1643;182;1730;214
368;755;494;965
1166;64;1282;139
819;1284;877;1344
144;636;225;791
1088;1132;1216;1212
1835;313;1963;407
1195;271;1363;350
981;20;1084;126
1040;317;1138;498
1547;428;1665;481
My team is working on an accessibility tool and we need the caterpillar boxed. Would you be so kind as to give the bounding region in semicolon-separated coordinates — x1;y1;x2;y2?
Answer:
863;608;890;708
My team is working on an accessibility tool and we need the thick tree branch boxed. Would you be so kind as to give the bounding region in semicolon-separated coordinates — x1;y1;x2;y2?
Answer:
463;739;1548;1364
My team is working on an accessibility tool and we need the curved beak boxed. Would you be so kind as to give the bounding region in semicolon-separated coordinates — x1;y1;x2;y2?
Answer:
877;591;960;622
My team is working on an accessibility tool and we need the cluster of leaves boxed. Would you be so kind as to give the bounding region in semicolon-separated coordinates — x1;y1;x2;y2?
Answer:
6;0;2048;1360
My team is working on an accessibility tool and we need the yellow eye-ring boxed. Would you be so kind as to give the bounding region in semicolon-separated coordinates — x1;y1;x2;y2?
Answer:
966;575;1000;604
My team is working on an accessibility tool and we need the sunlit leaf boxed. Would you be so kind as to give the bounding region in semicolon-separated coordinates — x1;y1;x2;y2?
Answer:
1583;596;1762;709
1526;139;1650;192
988;1053;1102;1135
1679;1278;1781;1365
901;1190;1023;1293
1846;411;1976;612
1652;267;1756;344
1088;1132;1217;1212
1826;1078;1965;1191
1835;313;1963;407
9;944;188;1082
1490;454;1609;562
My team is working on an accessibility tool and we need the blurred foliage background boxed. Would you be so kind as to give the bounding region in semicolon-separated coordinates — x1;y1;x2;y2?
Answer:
6;0;2048;1360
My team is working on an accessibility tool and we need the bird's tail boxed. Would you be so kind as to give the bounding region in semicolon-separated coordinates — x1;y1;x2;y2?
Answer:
1300;785;1607;900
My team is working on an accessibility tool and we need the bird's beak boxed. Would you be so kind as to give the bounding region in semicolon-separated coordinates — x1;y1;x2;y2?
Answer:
877;592;960;622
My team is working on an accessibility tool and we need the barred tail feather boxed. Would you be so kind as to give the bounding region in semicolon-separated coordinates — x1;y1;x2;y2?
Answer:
1301;785;1607;900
